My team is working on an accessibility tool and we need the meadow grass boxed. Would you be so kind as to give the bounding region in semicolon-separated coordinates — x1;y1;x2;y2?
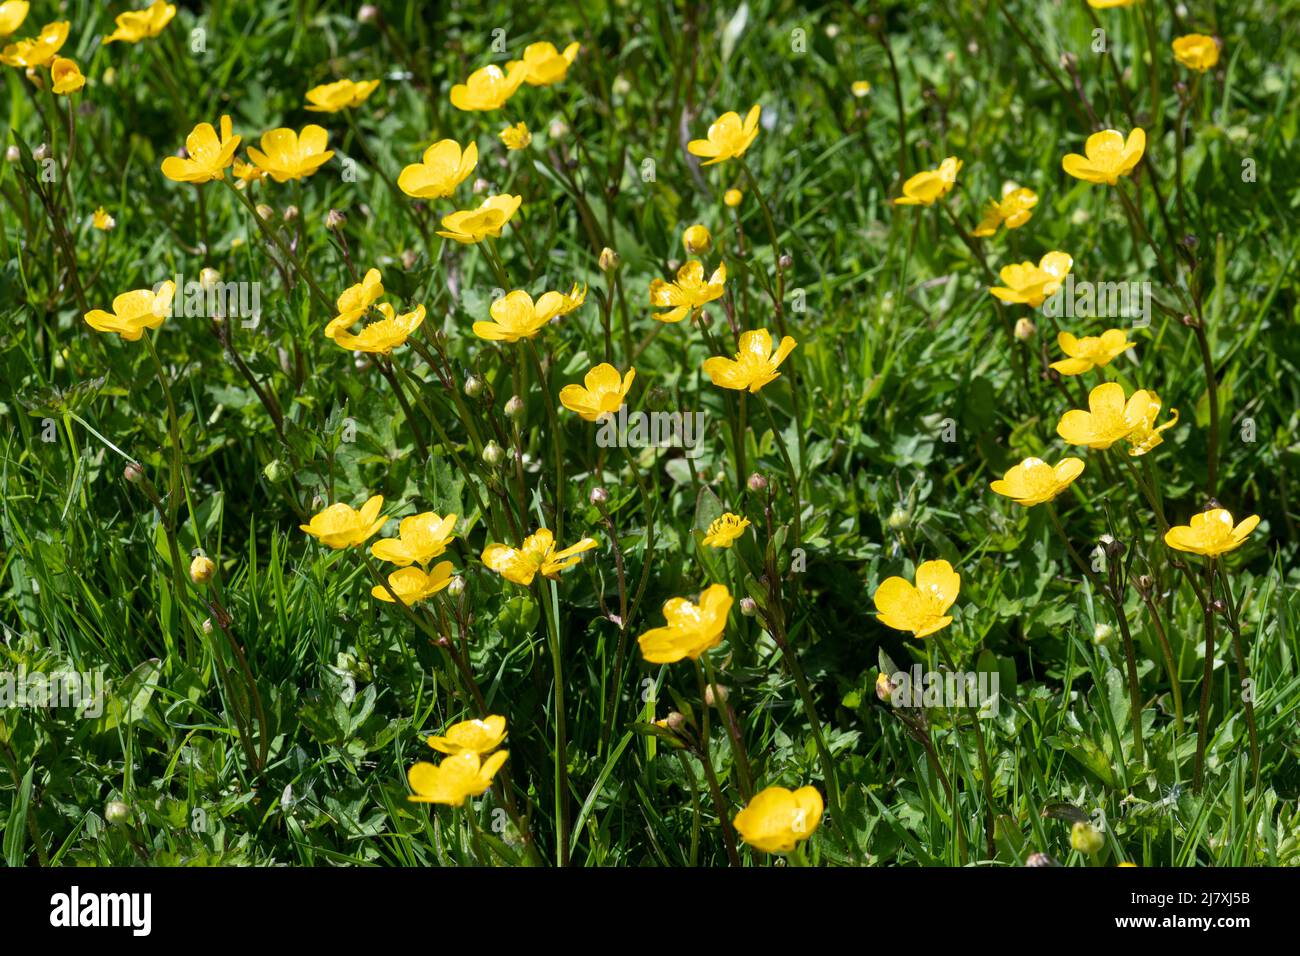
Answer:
1;0;1298;866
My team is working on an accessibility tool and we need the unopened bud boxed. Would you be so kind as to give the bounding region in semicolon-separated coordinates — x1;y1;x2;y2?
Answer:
504;395;525;419
682;224;712;255
358;5;379;23
1093;622;1113;645
5;145;19;162
190;555;216;584
704;683;729;707
32;142;49;161
401;248;418;270
1071;821;1104;855
747;473;768;493
199;267;221;290
1014;317;1037;341
481;440;504;467
887;508;911;531
325;208;346;230
124;462;145;484
448;575;466;596
739;597;757;617
464;375;485;398
255;203;273;220
875;671;897;702
589;486;609;505
599;247;620;272
1025;852;1058;867
282;205;299;223
665;711;686;731
105;800;131;825
262;459;289;483
778;253;793;270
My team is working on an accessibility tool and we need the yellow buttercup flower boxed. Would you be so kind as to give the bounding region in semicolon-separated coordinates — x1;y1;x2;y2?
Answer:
371;512;457;567
247;125;334;182
702;329;797;393
102;0;174;44
506;40;580;86
372;561;454;604
1164;508;1260;557
499;122;532;150
398;139;477;199
637;584;733;664
688;105;761;166
990;457;1085;507
83;281;175;341
649;260;726;323
972;186;1038;237
1050;329;1135;375
1056;381;1165;450
1172;34;1220;72
1123;390;1178;456
1062;128;1145;185
325;269;385;340
437;194;522;243
724;188;743;207
425;715;507;756
232;158;265;186
851;80;871;97
559;364;635;421
449;62;528;111
682;224;712;255
300;495;388;549
988;252;1073;308
407;750;508;805
0;2;29;39
92;207;115;230
161;115;240;183
733;786;823;854
1;20;67;67
305;78;379;112
482;528;598;586
893;156;961;206
702;513;750;548
873;559;960;639
50;55;83;94
331;303;425;354
1087;0;1137;7
472;284;585;342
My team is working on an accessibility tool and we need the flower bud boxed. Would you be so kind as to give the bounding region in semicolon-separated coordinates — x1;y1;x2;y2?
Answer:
262;459;289;483
124;462;144;484
665;711;685;731
32;143;49;161
464;375;485;398
504;395;525;419
358;4;379;23
481;440;505;467
1093;622;1113;645
282;205;299;223
778;253;793;270
199;267;221;290
202;618;214;634
448;575;466;597
325;208;346;230
105;800;131;825
887;508;911;531
875;671;897;703
190;555;216;584
1014;317;1037;341
739;597;757;617
598;247;620;272
747;473;768;493
472;177;490;194
1024;852;1058;867
255;203;273;220
5;145;19;163
724;188;743;208
589;486;609;506
682;224;712;255
703;683;729;707
401;248;419;271
1071;820;1104;855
